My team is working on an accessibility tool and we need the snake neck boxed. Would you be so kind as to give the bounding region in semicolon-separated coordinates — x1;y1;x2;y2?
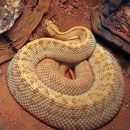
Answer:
45;20;96;59
45;20;90;42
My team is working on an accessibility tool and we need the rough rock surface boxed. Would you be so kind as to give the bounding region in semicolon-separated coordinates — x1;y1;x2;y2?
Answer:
91;0;130;54
0;0;51;65
0;0;23;34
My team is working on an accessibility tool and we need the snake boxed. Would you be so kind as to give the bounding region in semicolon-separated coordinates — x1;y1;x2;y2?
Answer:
7;20;125;130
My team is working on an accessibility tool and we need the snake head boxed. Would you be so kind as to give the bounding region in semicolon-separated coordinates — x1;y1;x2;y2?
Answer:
45;19;60;37
45;19;51;27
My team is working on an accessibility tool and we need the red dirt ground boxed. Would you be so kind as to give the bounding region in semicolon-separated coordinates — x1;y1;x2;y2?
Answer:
0;0;130;130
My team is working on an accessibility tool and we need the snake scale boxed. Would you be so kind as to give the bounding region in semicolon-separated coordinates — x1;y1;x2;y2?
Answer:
7;20;125;130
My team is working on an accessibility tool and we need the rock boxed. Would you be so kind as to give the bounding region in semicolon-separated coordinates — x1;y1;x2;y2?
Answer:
122;24;129;33
116;10;123;18
108;0;122;11
0;36;15;64
124;7;130;18
0;0;24;34
4;0;51;50
91;0;130;54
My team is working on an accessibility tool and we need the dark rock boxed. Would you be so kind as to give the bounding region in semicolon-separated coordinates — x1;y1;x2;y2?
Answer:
91;0;130;54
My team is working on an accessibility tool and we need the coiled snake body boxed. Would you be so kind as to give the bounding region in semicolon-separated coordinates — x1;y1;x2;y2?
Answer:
7;20;125;130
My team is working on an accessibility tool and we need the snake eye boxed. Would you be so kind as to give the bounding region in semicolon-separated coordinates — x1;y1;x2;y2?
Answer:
45;23;48;27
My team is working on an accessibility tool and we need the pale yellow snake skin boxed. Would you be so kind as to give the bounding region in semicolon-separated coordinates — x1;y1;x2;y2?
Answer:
7;20;125;130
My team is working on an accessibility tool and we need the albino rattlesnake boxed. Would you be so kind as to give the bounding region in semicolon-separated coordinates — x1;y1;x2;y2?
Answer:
7;20;125;130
